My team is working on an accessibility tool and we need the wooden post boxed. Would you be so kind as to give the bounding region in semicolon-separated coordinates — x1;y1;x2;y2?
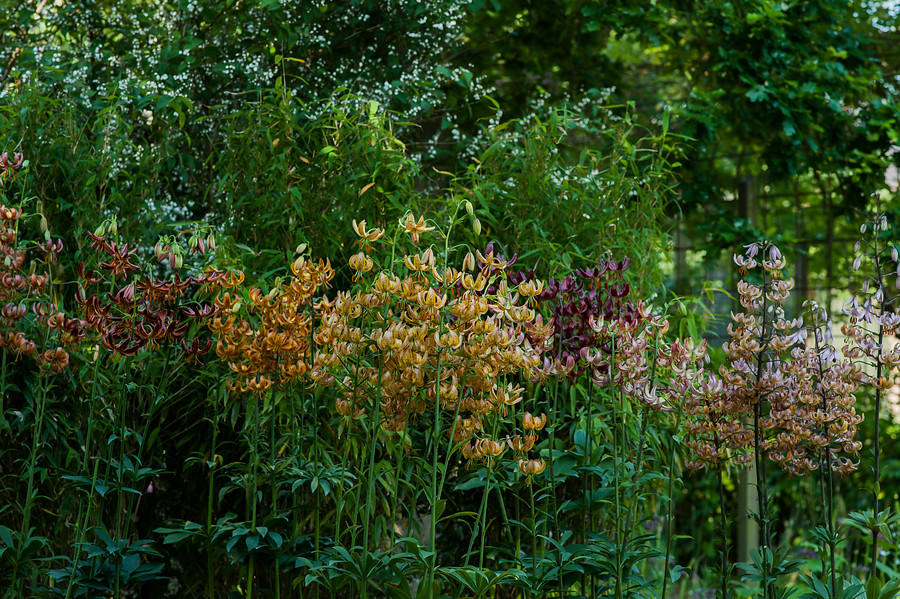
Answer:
674;218;689;297
794;183;809;315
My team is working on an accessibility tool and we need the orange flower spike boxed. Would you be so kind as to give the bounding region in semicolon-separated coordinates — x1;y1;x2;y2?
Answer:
432;266;461;285
519;279;546;309
349;252;374;274
400;214;435;244
247;288;265;308
518;458;546;476
417;288;447;310
461;440;479;460
496;383;524;406
316;259;336;287
398;276;425;301
291;256;308;278
476;247;508;271
335;291;362;318
508;305;536;324
434;329;463;350
523;411;548;431
352;219;386;243
460;272;488;292
518;279;544;299
223;270;244;288
374;271;401;295
335;398;364;418
476;438;506;458
403;248;435;274
507;435;535;453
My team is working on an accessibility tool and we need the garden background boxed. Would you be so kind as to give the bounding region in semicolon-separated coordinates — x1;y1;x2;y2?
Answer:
1;1;900;597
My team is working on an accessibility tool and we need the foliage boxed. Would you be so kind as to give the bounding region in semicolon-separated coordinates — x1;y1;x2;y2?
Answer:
1;1;899;598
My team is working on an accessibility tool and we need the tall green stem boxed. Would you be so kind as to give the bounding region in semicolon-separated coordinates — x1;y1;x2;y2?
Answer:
360;351;384;599
660;411;681;599
871;223;884;578
529;480;538;586
247;393;261;599
0;350;6;429
715;444;729;599
752;267;773;599
65;345;106;599
269;369;281;599
464;464;493;568
114;373;128;599
7;378;49;598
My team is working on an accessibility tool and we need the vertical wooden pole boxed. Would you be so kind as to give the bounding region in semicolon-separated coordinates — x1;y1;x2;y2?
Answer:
674;218;689;297
794;182;809;315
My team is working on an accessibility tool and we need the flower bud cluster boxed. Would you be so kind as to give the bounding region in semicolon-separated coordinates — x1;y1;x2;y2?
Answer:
0;195;82;375
500;254;635;377
208;257;335;392
314;218;546;472
766;303;862;475
842;214;900;369
0;152;24;186
76;227;224;360
685;242;862;474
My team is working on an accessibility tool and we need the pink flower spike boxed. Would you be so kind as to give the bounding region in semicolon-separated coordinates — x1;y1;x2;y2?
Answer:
743;243;760;258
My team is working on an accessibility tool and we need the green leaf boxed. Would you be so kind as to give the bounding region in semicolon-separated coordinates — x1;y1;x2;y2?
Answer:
868;576;884;599
0;526;13;548
783;119;797;137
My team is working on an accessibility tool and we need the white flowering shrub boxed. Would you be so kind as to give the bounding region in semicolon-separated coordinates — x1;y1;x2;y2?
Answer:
0;0;674;287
